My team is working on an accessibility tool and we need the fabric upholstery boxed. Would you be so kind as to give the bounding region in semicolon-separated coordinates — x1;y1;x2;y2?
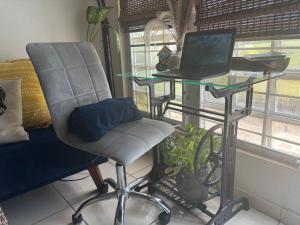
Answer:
0;207;8;225
0;59;51;128
68;97;142;142
0;80;29;144
65;118;175;165
27;42;174;165
0;127;107;202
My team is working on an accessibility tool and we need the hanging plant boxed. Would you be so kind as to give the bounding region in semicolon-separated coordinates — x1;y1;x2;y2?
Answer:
85;6;120;51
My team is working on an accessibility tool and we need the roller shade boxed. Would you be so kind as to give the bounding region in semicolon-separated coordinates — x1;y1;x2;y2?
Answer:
119;0;168;32
195;0;300;39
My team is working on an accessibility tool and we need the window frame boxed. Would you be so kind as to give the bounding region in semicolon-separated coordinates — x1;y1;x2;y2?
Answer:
233;40;300;157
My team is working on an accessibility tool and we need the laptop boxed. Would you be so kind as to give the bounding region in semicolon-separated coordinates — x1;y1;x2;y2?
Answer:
153;29;237;80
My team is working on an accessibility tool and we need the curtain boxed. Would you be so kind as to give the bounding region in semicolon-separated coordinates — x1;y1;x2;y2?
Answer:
119;0;168;32
195;0;300;39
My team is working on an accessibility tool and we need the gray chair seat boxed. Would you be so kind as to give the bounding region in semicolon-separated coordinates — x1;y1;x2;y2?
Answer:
62;118;173;166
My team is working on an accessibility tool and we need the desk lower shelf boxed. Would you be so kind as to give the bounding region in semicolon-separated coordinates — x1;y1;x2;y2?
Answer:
151;175;219;219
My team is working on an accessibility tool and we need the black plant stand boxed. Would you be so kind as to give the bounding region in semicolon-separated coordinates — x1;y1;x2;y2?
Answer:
145;78;252;225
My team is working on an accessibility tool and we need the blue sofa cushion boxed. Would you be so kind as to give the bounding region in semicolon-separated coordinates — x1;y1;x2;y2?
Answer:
68;97;142;142
0;126;107;202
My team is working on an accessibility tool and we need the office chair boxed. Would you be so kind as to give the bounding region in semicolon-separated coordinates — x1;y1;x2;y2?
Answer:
26;42;174;225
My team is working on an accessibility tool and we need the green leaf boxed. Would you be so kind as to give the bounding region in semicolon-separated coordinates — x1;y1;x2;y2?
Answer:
173;166;181;175
108;26;120;53
86;6;100;24
86;6;113;25
98;6;113;23
160;123;223;175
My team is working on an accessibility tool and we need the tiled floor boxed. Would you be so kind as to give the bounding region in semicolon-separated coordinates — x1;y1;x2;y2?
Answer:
2;154;283;225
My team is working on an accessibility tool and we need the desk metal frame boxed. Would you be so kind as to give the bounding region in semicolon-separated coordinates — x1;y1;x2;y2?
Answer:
133;77;253;225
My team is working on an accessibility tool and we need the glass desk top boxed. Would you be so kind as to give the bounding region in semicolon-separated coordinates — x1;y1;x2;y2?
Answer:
115;70;285;89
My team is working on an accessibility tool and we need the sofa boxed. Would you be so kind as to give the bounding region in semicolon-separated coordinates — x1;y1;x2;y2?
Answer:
0;59;108;202
0;126;108;202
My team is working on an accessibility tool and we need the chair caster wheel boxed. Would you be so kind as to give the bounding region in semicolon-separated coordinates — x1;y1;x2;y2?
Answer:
72;214;83;225
98;183;109;195
158;211;171;225
104;178;117;190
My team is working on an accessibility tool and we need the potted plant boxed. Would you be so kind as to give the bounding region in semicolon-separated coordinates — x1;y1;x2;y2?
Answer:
161;124;222;204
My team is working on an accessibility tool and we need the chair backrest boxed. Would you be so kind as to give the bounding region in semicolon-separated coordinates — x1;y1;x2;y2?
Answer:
26;42;112;140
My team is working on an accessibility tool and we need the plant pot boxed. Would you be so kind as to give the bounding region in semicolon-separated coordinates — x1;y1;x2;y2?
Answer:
175;168;209;204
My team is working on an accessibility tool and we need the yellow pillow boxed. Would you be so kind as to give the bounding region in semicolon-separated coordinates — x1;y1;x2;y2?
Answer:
0;59;51;129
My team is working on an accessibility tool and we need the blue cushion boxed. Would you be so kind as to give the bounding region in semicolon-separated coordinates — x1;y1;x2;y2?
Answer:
0;127;107;202
68;97;142;142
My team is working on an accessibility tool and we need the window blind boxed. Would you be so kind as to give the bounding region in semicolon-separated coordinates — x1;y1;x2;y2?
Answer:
195;0;300;39
119;0;168;32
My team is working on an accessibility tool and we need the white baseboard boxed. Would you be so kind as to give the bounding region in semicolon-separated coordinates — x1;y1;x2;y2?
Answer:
235;187;300;225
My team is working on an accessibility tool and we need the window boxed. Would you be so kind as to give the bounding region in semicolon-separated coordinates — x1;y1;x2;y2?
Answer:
129;32;300;158
130;30;183;121
203;39;300;158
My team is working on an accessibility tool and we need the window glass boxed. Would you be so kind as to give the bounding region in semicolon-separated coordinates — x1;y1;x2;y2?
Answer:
235;40;272;48
134;87;149;112
276;79;300;97
238;130;262;145
271;121;300;144
275;96;300;116
236;93;266;110
239;115;264;133
233;39;300;157
253;82;267;93
270;138;300;158
130;32;145;45
130;31;180;121
281;39;300;48
279;49;300;69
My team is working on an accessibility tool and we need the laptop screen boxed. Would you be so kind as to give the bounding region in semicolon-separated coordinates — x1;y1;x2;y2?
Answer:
180;30;236;69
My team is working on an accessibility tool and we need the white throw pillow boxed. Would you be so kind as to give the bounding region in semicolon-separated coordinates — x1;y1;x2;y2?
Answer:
0;79;29;144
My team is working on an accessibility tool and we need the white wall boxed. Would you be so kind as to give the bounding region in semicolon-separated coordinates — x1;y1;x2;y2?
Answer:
0;0;123;96
0;0;87;61
235;149;300;225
